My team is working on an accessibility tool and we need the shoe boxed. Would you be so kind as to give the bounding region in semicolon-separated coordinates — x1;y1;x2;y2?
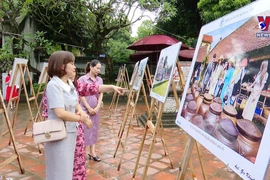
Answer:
88;154;101;162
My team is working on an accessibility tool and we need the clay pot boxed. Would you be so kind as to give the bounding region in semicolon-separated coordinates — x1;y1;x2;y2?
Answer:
184;93;194;109
220;105;237;125
236;119;262;158
183;100;197;121
198;93;213;117
190;115;204;130
213;118;239;151
204;102;222;135
211;97;222;105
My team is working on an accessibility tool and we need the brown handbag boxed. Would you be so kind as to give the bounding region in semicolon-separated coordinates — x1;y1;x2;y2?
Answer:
33;119;67;144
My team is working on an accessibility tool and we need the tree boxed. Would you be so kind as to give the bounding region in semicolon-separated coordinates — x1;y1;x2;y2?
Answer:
2;0;178;81
137;20;156;39
197;0;252;24
155;0;202;47
0;0;25;34
25;0;93;49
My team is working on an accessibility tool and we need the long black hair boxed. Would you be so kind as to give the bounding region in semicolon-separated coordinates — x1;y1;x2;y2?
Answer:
85;59;101;73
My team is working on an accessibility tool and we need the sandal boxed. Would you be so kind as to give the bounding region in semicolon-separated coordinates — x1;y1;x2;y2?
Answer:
88;154;101;162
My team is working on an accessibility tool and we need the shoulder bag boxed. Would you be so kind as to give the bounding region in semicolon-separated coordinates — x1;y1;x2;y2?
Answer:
33;119;67;144
33;84;67;144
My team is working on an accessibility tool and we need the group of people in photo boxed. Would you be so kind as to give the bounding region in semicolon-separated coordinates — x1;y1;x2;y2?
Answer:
193;53;269;122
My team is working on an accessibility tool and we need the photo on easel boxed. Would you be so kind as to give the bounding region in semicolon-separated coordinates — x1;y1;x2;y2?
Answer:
10;58;28;87
132;57;148;91
176;1;270;179
38;62;48;84
129;61;139;86
150;42;181;103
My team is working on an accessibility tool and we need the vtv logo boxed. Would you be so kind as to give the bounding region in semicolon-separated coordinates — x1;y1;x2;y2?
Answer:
257;16;270;31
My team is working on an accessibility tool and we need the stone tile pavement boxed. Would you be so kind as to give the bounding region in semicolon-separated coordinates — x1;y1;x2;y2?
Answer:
1;102;270;179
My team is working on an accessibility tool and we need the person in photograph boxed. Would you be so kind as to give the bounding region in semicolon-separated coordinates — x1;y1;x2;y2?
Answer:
209;55;224;95
214;60;228;97
242;60;268;121
78;60;103;162
220;58;235;106
201;54;216;94
227;58;241;105
5;70;18;109
229;57;248;105
44;51;125;180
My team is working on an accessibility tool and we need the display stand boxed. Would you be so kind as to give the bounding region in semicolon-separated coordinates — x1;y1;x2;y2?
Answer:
132;64;181;179
177;136;207;180
36;63;49;104
3;62;39;137
109;65;130;119
0;89;24;174
113;65;151;170
33;65;49;124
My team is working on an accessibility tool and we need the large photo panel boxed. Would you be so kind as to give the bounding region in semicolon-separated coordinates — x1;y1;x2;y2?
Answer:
176;1;270;180
132;57;148;91
150;42;181;103
10;58;28;87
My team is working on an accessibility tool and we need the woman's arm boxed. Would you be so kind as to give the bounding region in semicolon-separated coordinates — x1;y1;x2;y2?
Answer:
98;85;125;94
53;107;93;128
93;93;103;114
76;81;125;96
80;96;96;115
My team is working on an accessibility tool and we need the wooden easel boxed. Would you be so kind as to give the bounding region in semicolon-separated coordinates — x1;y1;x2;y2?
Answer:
113;64;151;170
0;89;24;174
3;62;39;137
109;64;130;118
35;65;49;104
177;136;207;180
132;62;182;179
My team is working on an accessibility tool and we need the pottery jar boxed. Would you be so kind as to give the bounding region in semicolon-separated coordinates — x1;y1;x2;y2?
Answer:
183;100;197;121
198;93;213;117
184;93;194;109
190;115;204;130
204;102;222;135
220;105;237;125
236;119;262;158
211;97;222;105
213;118;239;151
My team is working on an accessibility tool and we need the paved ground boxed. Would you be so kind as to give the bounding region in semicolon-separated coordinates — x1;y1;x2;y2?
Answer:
1;101;270;179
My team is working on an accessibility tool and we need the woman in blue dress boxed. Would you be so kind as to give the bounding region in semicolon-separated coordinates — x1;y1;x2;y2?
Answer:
219;58;235;107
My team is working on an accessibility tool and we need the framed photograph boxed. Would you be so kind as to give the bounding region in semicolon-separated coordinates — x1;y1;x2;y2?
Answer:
129;61;139;86
38;62;48;84
132;57;148;91
150;42;181;103
176;1;270;179
9;58;28;87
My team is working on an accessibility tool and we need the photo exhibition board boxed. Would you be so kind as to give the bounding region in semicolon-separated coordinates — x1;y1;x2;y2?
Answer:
150;42;181;103
132;57;148;91
175;1;270;180
38;62;48;84
9;58;28;87
129;61;139;86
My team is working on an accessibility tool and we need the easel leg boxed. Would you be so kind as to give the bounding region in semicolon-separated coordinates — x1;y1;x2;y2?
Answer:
177;136;195;180
132;124;149;178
